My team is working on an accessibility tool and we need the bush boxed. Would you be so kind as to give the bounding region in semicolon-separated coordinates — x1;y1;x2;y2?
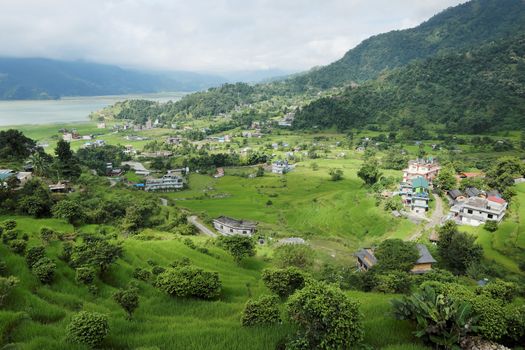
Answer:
59;242;74;262
32;258;57;284
483;220;498;232
155;266;221;299
470;295;508;341
287;281;363;349
133;267;151;282
0;276;19;307
274;244;314;269
261;267;306;298
218;235;256;264
75;267;96;285
2;220;17;231
8;239;27;255
66;311;109;347
0;261;7;276
479;279;518;303
372;271;412;294
392;285;478;348
241;295;281;326
2;230;17;244
25;245;46;268
113;284;139;320
40;227;56;243
374;239;419;272
151;266;166;275
505;304;525;344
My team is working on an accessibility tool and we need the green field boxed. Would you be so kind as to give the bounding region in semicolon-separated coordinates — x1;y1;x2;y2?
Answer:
0;216;428;350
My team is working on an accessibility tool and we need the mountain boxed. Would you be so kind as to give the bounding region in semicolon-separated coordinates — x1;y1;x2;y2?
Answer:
288;0;525;89
293;35;525;134
0;58;227;100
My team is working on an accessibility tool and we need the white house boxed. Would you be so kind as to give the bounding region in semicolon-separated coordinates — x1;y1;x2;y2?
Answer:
144;174;184;191
213;216;257;236
403;158;440;183
450;196;507;226
272;160;293;174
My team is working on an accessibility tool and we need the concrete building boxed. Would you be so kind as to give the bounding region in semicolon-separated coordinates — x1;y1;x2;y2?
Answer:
450;196;507;226
399;176;430;215
402;158;440;183
212;216;257;236
144;174;184;192
272;160;293;174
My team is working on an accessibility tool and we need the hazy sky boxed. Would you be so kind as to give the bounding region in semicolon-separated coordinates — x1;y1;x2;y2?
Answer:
0;0;467;72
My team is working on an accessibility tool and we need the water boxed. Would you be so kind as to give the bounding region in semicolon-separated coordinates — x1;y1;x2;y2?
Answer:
0;92;185;126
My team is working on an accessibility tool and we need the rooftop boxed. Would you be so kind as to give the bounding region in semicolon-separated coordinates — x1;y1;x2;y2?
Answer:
416;244;437;264
411;176;429;189
214;216;257;229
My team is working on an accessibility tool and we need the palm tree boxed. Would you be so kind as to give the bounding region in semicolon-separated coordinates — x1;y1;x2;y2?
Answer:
30;152;50;177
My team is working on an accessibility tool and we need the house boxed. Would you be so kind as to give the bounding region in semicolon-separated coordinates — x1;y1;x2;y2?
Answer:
449;196;507;226
212;216;257;236
105;163;123;177
16;172;32;186
447;189;466;202
402;158;440;183
411;244;437;274
166;136;182;145
144;174;184;192
355;244;436;273
272;160;293;174
399;176;430;215
214;167;225;178
62;133;73;142
355;248;377;272
465;187;485;198
97;122;106;129
278;112;295;127
48;182;70;193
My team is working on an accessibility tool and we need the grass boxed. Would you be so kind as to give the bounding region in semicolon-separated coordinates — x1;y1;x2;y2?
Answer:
0;216;428;349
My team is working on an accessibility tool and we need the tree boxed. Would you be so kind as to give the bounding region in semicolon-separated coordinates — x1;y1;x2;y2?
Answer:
437;221;483;274
155;266;221;299
392;285;478;349
32;257;57;284
287;281;363;349
435;165;457;192
75;267;96;285
328;168;343;181
241;295;281;326
484;220;498;232
357;158;382;186
262;267;306;298
274;244;314;269
52;199;85;226
113;283;139;320
29;150;52;177
486;157;525;192
25;245;46;268
0;276;19;307
54;139;81;180
70;237;123;274
218;235;256;264
374;239;419;272
0;129;35;160
66;311;109;348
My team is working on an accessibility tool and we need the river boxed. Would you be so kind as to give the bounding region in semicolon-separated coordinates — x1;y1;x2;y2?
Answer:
0;92;185;126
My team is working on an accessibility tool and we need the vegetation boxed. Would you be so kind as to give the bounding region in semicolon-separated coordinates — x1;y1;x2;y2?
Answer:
66;311;109;348
241;295;281;327
261;267;306;298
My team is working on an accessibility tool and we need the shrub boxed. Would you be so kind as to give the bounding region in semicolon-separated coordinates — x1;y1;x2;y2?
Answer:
483;220;498;232
183;238;196;249
505;304;525;344
261;267;306;298
2;220;17;231
155;266;221;299
470;295;508;341
40;227;55;243
218;235;256;264
113;284;139;320
151;266;166;275
169;257;191;268
32;258;57;284
75;267;96;285
59;242;74;262
2;230;17;244
66;311;109;347
372;271;412;294
374;239;419;272
392;285;478;349
8;239;27;255
25;246;46;268
479;279;518;303
0;260;8;276
133;267;151;282
287;281;363;349
241;295;281;326
0;276;19;307
274;244;314;269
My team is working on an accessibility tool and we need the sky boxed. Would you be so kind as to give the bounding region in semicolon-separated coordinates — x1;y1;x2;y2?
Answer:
0;0;467;73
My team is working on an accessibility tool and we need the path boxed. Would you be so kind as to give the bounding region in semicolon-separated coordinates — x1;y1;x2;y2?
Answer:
408;194;444;241
188;215;217;237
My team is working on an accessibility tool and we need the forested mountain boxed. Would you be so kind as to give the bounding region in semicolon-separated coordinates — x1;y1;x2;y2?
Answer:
0;58;226;100
288;0;525;89
293;35;525;134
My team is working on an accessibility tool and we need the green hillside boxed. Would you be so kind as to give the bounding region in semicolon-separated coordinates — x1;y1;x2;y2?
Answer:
288;0;525;89
293;35;525;133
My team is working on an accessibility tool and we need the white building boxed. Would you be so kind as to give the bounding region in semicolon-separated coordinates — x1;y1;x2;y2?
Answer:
402;158;440;183
272;160;293;174
144;174;184;191
450;196;507;226
213;216;257;236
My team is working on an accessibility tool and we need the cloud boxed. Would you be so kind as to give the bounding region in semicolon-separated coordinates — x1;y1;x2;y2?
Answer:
0;0;467;72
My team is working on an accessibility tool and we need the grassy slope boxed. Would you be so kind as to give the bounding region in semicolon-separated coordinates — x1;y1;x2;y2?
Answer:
0;216;427;350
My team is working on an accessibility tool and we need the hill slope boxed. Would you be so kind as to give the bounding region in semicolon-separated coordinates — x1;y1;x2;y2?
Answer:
293;35;525;133
288;0;525;89
0;58;226;100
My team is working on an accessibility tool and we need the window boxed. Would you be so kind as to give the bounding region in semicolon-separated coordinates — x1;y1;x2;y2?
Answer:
230;229;233;233
467;209;473;214
488;214;493;219
243;231;247;234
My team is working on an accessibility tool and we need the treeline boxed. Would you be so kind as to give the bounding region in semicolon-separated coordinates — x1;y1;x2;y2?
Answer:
293;35;525;133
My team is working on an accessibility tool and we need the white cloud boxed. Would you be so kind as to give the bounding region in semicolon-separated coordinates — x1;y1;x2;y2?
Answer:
0;0;467;72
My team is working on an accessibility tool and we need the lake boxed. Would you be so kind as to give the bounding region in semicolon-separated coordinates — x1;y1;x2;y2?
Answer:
0;92;185;126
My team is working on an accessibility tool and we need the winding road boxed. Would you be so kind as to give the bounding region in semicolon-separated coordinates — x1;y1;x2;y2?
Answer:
188;216;217;237
408;194;444;241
